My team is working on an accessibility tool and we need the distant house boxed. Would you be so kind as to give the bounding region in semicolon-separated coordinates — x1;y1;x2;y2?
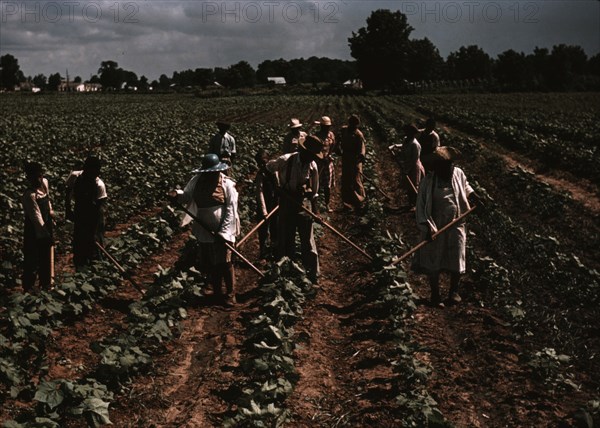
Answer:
82;83;102;92
18;82;40;92
267;77;286;85
343;79;363;89
58;80;80;92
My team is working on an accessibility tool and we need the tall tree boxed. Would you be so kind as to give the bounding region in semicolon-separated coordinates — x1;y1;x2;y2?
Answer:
446;45;493;81
547;44;588;90
48;73;62;91
98;60;122;89
407;37;444;82
226;61;256;88
589;53;600;76
139;75;149;90
194;68;215;89
256;59;291;83
348;9;414;89
32;74;47;89
158;74;171;89
528;47;550;90
0;54;25;90
495;49;531;90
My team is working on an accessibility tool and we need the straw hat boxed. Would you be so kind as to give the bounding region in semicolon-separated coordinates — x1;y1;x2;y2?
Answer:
289;118;303;129
424;146;463;163
298;135;324;159
314;116;332;126
192;153;229;173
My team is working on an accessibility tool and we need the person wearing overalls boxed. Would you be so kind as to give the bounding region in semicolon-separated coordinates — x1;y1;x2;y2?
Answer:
267;135;324;283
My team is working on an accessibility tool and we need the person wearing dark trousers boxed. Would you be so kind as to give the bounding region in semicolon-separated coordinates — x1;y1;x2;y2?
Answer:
267;136;323;283
65;155;107;269
313;116;337;213
254;149;279;259
22;161;54;291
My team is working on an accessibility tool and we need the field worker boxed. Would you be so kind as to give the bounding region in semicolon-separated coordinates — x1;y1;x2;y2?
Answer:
22;161;54;291
418;118;441;172
254;148;279;259
65;155;107;269
400;124;425;207
209;121;236;165
267;135;323;283
313;116;337;213
338;114;366;212
413;147;479;307
168;154;240;306
282;118;307;154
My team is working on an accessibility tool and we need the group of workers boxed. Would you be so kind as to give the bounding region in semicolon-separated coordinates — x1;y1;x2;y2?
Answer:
21;115;479;308
21;155;107;291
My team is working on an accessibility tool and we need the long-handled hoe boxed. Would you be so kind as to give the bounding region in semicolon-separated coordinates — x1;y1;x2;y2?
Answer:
172;202;266;278
392;205;478;266
95;241;145;295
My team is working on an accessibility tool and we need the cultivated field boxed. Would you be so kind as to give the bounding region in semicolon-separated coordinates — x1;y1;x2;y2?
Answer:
1;92;598;427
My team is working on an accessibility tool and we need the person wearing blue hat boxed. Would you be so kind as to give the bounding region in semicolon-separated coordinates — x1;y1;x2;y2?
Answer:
168;153;240;305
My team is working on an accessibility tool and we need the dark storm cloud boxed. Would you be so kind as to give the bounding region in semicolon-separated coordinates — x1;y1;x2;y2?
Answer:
0;0;598;80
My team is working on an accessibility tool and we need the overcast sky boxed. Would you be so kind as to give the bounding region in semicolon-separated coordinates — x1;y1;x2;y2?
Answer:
1;0;599;81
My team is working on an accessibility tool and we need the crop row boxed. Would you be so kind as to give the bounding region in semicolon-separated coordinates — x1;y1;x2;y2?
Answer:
215;127;448;426
396;94;599;185
1;206;181;426
364;100;599;406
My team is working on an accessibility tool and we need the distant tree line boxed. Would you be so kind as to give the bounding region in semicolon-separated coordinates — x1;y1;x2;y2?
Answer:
1;9;599;93
348;9;600;92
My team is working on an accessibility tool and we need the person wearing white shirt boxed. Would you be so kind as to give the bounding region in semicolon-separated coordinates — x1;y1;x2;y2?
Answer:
267;135;323;283
169;154;240;305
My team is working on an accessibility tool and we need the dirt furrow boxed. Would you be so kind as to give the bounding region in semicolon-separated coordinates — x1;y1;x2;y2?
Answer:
437;124;600;214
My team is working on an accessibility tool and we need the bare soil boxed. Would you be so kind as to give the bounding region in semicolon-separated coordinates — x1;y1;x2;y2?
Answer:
3;102;598;427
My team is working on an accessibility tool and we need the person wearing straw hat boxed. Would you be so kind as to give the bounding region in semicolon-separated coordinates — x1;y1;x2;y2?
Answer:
418;117;441;172
400;123;426;207
313;116;337;212
168;153;240;305
65;155;107;269
22;161;54;291
413;146;477;307
338;114;366;212
209;121;236;166
282;118;307;154
267;135;324;283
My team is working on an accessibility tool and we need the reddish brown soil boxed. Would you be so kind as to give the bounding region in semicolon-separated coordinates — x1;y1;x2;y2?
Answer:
2;103;598;428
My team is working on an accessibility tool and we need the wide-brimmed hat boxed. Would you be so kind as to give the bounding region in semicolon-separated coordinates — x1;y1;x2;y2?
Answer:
402;124;420;136
289;118;302;129
348;114;360;126
216;120;231;130
298;135;324;159
192;153;229;173
314;116;332;126
423;146;463;163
